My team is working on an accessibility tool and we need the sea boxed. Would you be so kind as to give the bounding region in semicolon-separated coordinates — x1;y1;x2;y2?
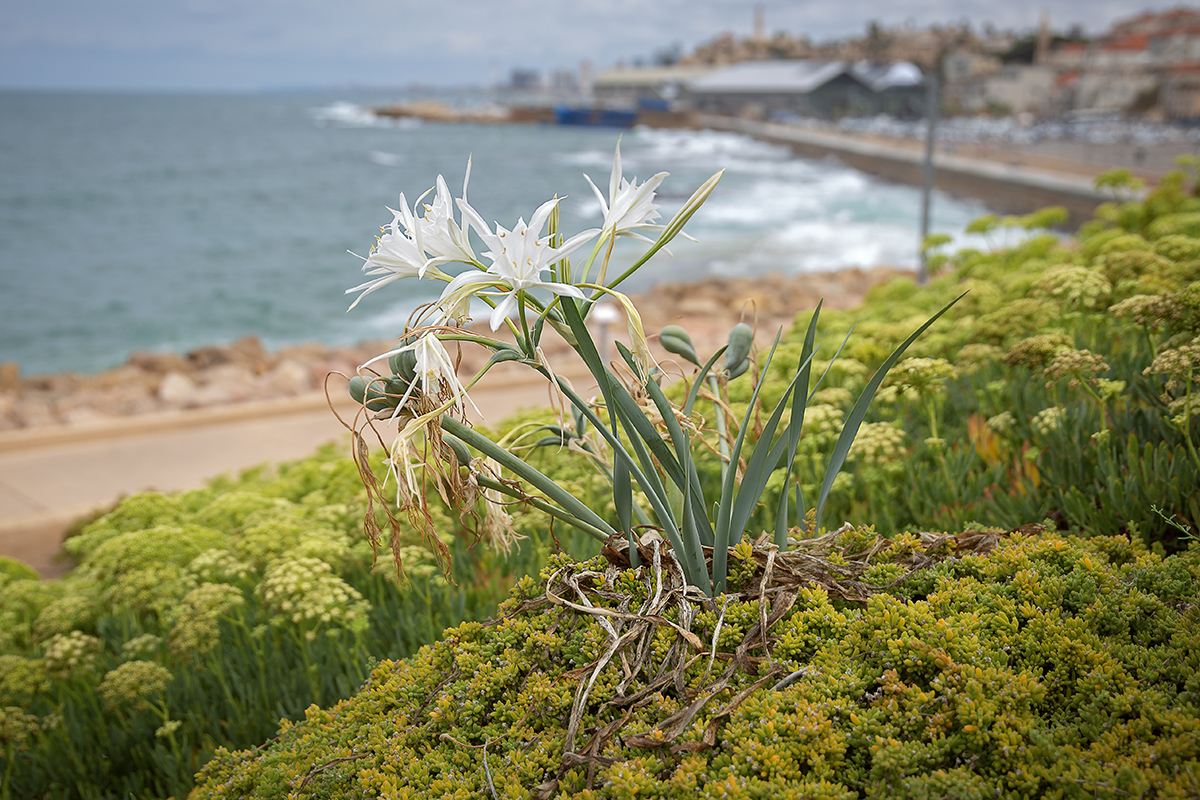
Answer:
0;90;991;378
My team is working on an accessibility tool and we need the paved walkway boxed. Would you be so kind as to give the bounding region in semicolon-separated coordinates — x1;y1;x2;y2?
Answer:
0;369;576;578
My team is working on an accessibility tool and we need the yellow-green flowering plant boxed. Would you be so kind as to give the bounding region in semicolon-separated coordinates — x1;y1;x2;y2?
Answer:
345;141;958;596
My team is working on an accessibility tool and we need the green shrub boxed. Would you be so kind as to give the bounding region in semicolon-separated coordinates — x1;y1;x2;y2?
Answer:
719;170;1200;549
0;445;589;800
192;532;1200;798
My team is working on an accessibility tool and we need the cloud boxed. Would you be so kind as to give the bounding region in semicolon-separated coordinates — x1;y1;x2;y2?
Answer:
0;0;1188;90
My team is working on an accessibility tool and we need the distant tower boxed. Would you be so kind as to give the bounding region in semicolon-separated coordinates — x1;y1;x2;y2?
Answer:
754;4;765;43
1035;12;1051;64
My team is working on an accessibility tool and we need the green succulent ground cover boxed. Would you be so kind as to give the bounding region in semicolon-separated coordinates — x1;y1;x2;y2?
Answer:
721;169;1200;548
191;531;1200;799
185;165;1200;798
0;445;590;800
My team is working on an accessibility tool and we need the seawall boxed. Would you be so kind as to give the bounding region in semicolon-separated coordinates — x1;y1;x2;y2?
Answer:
698;116;1115;227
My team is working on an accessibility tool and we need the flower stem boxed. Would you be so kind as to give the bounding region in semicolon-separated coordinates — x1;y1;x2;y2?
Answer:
517;291;533;355
474;474;610;542
707;375;731;483
1183;367;1200;472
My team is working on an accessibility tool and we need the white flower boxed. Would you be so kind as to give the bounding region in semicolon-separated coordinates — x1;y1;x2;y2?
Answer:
383;420;424;505
362;333;479;417
480;458;524;554
443;197;597;331
346;190;447;310
415;161;478;267
584;139;668;243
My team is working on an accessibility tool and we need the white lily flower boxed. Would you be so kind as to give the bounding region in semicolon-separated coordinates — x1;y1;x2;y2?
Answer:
444;197;598;331
362;332;480;418
479;458;524;554
346;190;449;310
584;139;668;243
383;420;424;506
415;160;479;267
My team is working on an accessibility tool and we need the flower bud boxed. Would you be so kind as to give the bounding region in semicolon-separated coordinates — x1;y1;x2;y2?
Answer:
659;324;699;365
441;433;473;467
725;322;754;378
389;349;418;382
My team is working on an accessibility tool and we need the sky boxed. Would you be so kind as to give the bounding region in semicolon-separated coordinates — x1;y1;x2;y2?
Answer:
0;0;1186;92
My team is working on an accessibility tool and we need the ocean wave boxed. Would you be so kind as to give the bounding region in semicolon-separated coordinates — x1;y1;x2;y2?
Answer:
311;102;421;130
701;172;873;226
629;128;792;166
311;102;380;128
369;151;404;167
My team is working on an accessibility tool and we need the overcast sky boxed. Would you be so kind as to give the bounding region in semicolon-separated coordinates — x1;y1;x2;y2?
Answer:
0;1;1184;92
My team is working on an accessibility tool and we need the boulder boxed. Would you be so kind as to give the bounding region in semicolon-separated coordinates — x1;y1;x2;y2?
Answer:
0;361;20;392
158;371;199;407
264;359;313;395
128;350;188;375
13;395;59;427
192;364;257;405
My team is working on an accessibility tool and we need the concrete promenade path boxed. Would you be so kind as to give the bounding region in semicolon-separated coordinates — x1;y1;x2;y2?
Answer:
0;369;574;578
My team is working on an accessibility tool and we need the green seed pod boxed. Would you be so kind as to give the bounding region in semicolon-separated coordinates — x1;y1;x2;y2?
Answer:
441;433;473;467
726;359;751;380
384;375;415;399
486;346;525;368
348;375;368;405
724;322;754;377
369;378;404;410
389;349;417;383
659;324;700;365
349;376;396;412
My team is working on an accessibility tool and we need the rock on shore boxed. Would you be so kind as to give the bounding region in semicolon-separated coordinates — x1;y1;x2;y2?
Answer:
0;267;900;432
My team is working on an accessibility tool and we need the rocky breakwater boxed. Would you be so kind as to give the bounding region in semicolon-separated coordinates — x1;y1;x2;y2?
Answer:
0;337;392;432
0;267;901;433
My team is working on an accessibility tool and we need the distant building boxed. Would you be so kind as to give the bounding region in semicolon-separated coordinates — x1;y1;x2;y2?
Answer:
680;59;924;120
1163;63;1200;119
979;65;1061;115
592;65;716;108
1079;6;1200;116
508;69;542;92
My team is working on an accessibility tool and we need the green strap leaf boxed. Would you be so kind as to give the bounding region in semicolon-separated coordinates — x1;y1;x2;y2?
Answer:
812;293;965;534
638;348;715;577
712;330;784;594
558;299;702;586
725;347;815;580
774;302;823;547
683;348;729;417
441;417;616;541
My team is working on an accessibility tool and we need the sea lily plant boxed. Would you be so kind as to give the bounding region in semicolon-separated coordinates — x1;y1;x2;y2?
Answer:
343;141;957;597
